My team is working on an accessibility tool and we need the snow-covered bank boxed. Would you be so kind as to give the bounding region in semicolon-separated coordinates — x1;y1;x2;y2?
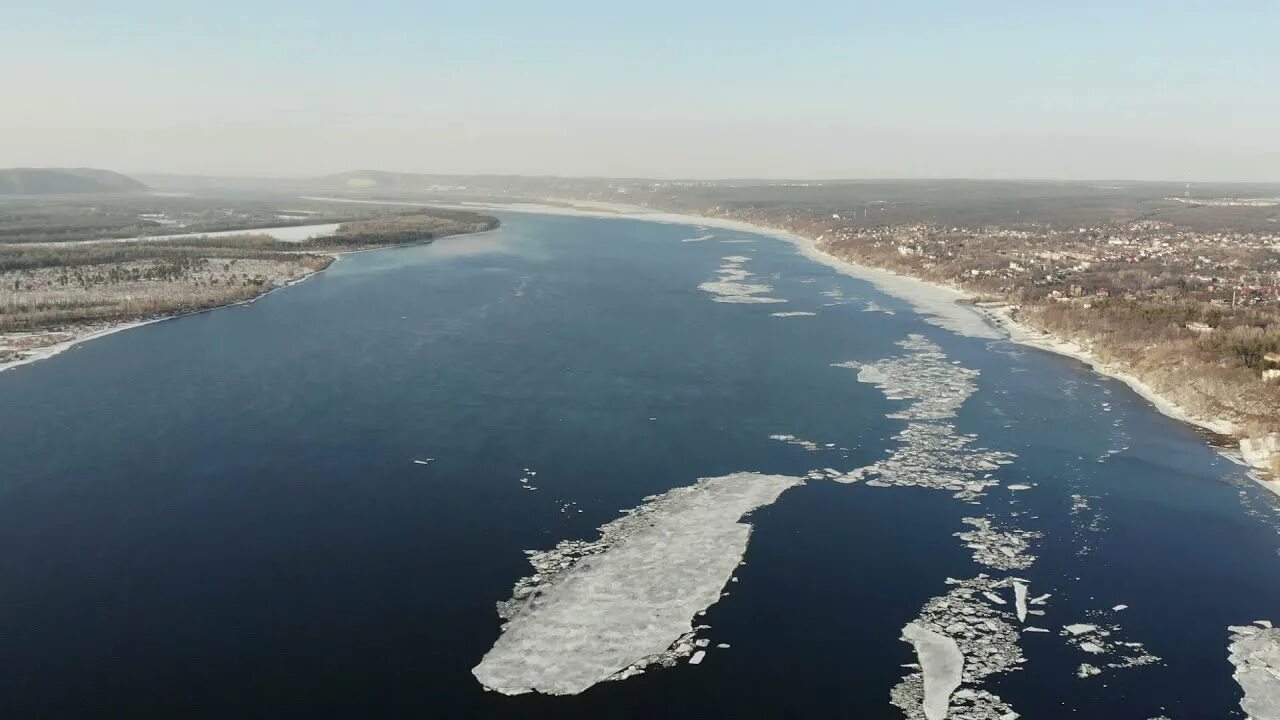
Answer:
0;265;325;374
15;222;342;248
974;302;1239;437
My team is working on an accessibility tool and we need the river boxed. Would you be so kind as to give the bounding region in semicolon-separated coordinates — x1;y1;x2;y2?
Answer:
0;211;1275;718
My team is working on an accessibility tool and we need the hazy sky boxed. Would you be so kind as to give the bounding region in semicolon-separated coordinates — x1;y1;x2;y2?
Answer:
3;1;1278;181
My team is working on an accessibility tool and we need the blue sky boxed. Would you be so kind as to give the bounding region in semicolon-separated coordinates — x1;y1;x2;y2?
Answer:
3;1;1278;180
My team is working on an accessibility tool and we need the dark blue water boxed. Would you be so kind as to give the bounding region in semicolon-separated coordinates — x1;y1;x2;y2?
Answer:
0;213;1276;718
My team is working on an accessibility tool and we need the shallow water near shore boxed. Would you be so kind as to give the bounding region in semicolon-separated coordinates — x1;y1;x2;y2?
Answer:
0;212;1277;717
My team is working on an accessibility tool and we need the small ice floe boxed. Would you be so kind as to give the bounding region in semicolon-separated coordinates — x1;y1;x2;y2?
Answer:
955;517;1042;571
1229;623;1280;719
688;650;706;665
770;311;817;317
698;255;786;304
1069;493;1107;557
1006;484;1032;491
716;643;730;649
768;434;825;452
1060;617;1160;677
681;234;715;242
413;459;434;465
1013;581;1029;623
1112;604;1128;612
472;472;804;695
1076;663;1102;678
1024;627;1050;633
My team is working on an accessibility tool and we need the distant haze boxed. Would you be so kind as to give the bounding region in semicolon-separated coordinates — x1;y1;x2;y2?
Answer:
3;1;1278;182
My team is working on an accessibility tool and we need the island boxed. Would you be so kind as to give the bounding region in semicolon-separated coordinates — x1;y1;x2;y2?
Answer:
0;203;498;370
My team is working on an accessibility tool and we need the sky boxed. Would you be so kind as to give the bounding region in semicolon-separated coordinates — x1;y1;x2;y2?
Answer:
2;0;1278;181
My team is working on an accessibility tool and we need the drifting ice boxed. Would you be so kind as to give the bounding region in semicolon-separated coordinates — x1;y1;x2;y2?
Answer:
472;472;803;695
1228;623;1280;720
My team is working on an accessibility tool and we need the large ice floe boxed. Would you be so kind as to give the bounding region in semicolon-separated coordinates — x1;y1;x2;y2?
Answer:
902;622;964;720
1229;623;1280;719
472;472;803;695
698;255;787;304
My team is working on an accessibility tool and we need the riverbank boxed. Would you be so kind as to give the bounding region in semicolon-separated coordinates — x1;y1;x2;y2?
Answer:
0;260;328;373
12;222;344;248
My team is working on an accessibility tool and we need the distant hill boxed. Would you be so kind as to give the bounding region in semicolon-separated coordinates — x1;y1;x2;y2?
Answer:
0;168;148;195
136;170;545;197
313;170;471;193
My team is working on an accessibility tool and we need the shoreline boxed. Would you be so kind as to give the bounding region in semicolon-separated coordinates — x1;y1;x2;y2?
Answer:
0;262;327;374
10;222;345;249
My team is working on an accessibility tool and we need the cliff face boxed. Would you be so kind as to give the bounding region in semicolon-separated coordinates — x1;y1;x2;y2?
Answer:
1240;433;1280;474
